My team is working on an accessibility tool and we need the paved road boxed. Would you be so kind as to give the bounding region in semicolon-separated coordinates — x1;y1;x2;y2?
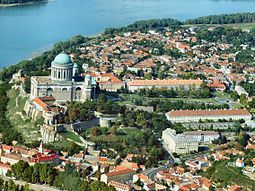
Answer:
2;176;61;191
143;142;175;180
144;163;171;180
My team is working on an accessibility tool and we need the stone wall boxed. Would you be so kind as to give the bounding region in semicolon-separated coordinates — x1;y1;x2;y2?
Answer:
71;118;100;133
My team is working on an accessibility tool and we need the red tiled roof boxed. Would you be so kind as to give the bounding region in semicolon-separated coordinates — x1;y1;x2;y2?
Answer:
105;169;135;177
32;98;50;111
207;83;226;89
0;163;10;169
2;145;13;151
115;165;130;171
201;177;211;188
180;183;199;191
167;109;251;117
135;173;148;181
228;185;242;191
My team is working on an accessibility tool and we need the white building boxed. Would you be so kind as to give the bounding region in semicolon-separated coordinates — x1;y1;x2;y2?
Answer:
127;79;202;92
165;109;252;123
30;52;97;102
234;85;248;96
182;131;219;143
162;128;198;154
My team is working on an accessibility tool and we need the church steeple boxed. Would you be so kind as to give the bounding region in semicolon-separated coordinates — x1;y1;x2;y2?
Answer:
39;141;44;153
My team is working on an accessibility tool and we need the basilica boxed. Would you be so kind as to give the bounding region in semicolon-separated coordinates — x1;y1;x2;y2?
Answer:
30;52;96;102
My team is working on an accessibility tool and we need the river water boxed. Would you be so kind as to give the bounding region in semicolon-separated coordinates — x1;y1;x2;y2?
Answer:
0;0;255;67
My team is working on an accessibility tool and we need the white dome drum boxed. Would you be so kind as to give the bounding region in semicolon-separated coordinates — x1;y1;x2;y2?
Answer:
51;53;74;81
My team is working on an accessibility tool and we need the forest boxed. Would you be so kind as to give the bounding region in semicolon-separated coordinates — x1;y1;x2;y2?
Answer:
104;18;183;34
185;12;255;24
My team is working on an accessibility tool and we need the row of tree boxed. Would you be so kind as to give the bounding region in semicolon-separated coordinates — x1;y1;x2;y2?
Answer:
239;81;255;97
0;178;34;191
136;85;211;99
64;94;125;123
7;161;115;191
148;100;229;113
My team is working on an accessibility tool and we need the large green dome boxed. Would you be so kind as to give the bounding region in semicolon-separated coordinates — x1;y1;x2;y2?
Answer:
53;53;72;65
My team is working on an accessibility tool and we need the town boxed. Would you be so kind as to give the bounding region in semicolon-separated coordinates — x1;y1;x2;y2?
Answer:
0;17;255;191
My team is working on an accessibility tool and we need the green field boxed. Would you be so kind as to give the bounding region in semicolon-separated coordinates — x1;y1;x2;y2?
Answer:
51;139;76;150
89;127;143;143
202;161;255;190
60;131;83;143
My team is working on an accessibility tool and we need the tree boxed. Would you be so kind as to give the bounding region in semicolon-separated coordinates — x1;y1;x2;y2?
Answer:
230;91;239;101
239;93;247;105
23;166;33;182
68;142;81;156
110;125;118;135
39;163;48;184
0;178;4;189
12;160;30;180
238;132;250;147
2;129;23;145
91;127;101;136
89;181;115;191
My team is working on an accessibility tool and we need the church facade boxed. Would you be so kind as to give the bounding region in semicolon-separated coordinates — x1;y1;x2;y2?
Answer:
30;53;96;102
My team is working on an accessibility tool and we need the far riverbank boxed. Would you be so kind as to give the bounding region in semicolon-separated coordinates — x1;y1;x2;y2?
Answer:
0;0;47;8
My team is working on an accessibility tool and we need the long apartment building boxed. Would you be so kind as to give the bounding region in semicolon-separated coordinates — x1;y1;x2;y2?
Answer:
127;79;202;92
182;131;219;143
166;109;252;123
162;128;198;154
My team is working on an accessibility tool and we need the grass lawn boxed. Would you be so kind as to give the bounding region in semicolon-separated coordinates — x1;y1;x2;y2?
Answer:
60;131;82;143
51;139;76;149
231;103;243;109
89;127;143;143
214;91;230;99
7;88;41;143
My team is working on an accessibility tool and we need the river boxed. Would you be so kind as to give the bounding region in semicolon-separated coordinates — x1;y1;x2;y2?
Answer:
0;0;255;67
